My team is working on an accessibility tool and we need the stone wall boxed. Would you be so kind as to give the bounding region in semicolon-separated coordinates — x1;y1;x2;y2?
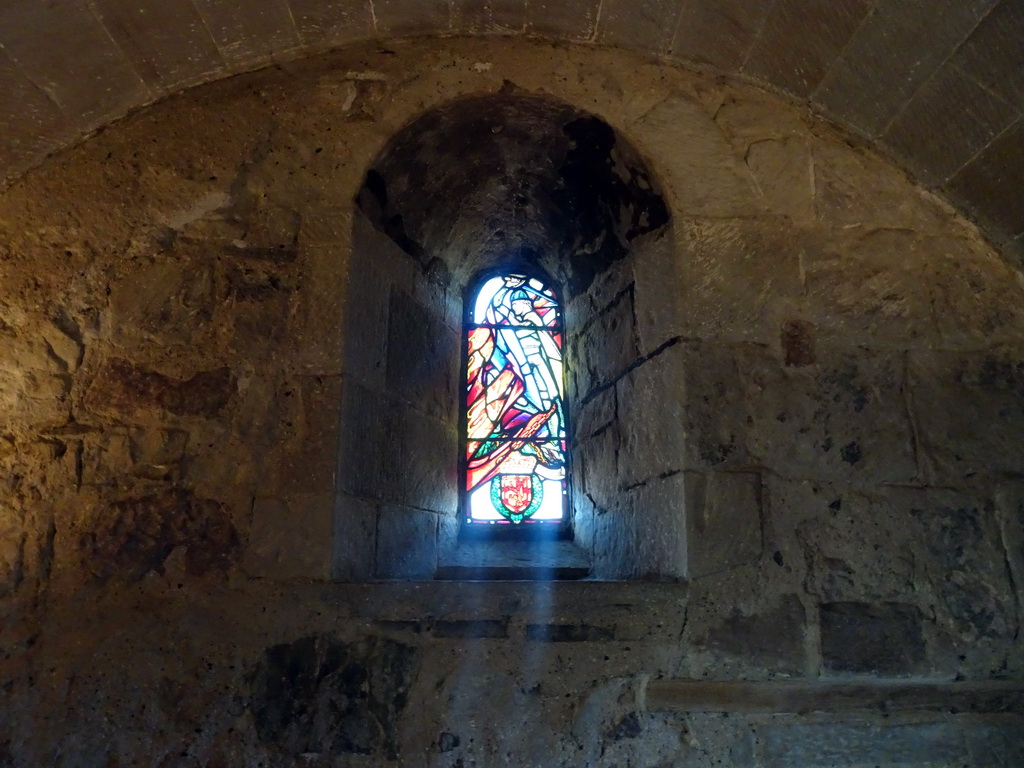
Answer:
0;38;1020;767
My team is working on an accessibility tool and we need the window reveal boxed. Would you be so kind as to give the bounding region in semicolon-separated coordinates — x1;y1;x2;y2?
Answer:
464;274;567;525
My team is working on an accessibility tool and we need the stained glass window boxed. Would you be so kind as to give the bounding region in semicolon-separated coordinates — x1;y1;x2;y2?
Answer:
463;273;567;526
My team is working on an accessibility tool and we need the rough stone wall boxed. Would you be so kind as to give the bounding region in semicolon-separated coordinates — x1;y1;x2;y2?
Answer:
0;38;1021;767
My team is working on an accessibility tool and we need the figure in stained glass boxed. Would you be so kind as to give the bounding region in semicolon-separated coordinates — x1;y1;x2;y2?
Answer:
464;273;567;525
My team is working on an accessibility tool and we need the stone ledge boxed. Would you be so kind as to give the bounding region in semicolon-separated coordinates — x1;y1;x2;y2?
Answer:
646;679;1024;715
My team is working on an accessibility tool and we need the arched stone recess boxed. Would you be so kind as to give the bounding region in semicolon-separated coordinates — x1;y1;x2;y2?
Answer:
338;90;762;580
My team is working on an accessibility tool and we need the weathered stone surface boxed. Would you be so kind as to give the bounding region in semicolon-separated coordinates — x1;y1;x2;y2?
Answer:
813;0;998;137
0;1;149;127
250;634;416;758
243;494;333;580
675;217;802;342
107;257;216;347
596;0;681;53
671;0;772;70
812;138;948;230
758;721;968;767
594;472;688;580
192;0;300;64
946;116;1024;241
615;344;686;488
743;0;873;97
374;0;450;35
702;594;805;673
525;0;600;40
908;349;1024;479
883;62;1020;187
572;285;637;398
332;493;378;581
386;290;457;421
635;95;761;217
376;506;438;579
83;359;236;418
80;488;238;583
452;0;527;33
677;340;752;471
800;228;942;346
685;470;762;579
744;137;814;223
742;346;916;482
820;602;925;675
91;0;224;92
949;0;1024;108
276;375;342;494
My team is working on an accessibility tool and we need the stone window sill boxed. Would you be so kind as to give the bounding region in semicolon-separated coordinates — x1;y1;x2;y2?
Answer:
436;539;590;581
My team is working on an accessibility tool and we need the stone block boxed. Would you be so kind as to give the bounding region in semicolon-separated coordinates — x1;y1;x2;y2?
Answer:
670;0;772;70
192;0;300;65
635;96;761;217
278;376;342;494
616;344;686;488
0;49;72;177
525;0;601;41
678;340;752;471
800;228;941;346
0;1;149;127
378;403;457;514
573;386;615;443
374;0;450;36
811;138;947;230
685;470;762;579
337;381;388;498
386;290;458;422
743;0;873;97
926;232;1024;346
908;349;1024;479
891;486;1013;650
702;594;805;673
91;0;224;92
882;62;1019;187
813;0;996;137
250;635;416;759
946;117;1024;240
376;505;438;579
744;137;814;223
332;493;378;581
244;494;333;580
593;472;687;580
742;346;917;483
820;601;925;675
768;481;917;604
596;0;681;54
949;1;1024;108
631;229;681;357
965;722;1024;768
107;257;217;348
451;0;526;33
292;243;347;375
83;359;236;419
674;218;802;342
758;722;967;768
576;419;620;509
573;286;637;397
84;488;238;583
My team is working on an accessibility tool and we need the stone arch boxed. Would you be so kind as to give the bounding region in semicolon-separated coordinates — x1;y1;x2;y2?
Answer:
338;90;700;579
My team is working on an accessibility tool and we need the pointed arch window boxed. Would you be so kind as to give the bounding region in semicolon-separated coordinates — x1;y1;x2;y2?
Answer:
463;272;568;528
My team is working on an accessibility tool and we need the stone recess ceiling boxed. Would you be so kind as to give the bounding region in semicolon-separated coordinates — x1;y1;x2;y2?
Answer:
0;1;1021;258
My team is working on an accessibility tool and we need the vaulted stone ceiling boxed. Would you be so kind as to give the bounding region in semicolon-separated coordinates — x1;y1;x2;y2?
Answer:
1;0;1021;259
